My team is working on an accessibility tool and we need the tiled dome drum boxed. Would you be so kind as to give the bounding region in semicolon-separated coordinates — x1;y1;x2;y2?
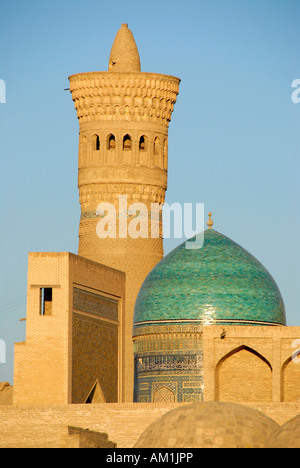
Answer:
132;228;286;403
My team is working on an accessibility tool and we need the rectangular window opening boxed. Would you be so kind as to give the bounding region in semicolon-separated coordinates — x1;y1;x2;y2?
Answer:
40;287;53;316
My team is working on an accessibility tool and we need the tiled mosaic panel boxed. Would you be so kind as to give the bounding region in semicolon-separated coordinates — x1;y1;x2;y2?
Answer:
136;354;203;373
133;331;203;354
134;229;286;327
134;353;204;403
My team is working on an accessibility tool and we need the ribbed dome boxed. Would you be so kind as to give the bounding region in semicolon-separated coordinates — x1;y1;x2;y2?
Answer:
108;23;141;72
133;229;286;328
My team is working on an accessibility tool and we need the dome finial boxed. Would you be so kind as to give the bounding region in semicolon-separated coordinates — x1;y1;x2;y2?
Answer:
207;212;214;229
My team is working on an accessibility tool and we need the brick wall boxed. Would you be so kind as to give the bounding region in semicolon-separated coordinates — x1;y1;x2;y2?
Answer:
13;253;126;405
0;402;299;448
203;325;300;403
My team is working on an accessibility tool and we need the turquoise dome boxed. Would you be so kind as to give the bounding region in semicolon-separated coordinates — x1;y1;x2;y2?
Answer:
133;229;286;328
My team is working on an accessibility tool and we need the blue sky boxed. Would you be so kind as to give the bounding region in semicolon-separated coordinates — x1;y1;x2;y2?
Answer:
0;0;299;383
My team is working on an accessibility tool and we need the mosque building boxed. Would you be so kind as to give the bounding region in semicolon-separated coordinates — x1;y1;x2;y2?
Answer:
133;219;286;403
1;24;300;448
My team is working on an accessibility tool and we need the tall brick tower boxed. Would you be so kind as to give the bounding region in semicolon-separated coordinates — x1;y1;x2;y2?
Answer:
69;24;180;400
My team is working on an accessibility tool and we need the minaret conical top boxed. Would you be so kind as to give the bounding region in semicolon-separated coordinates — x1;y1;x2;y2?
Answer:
108;23;141;73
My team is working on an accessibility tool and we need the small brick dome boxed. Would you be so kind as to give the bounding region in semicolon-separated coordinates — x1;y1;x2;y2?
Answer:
266;413;300;448
134;402;280;448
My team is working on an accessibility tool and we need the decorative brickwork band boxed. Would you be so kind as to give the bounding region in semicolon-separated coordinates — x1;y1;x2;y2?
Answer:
69;72;180;125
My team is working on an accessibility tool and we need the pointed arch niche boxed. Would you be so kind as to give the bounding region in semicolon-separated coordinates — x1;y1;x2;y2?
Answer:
92;134;100;151
215;345;273;402
153;137;161;167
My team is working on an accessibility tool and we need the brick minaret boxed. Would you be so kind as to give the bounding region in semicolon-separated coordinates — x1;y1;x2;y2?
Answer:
69;24;180;400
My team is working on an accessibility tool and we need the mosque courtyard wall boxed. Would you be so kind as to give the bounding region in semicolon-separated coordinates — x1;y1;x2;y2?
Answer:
0;401;299;448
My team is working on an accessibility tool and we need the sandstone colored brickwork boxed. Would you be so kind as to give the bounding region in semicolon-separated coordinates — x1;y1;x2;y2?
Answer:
0;383;13;405
203;325;300;403
0;402;299;448
61;426;116;448
69;24;180;401
13;253;125;405
72;313;119;403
